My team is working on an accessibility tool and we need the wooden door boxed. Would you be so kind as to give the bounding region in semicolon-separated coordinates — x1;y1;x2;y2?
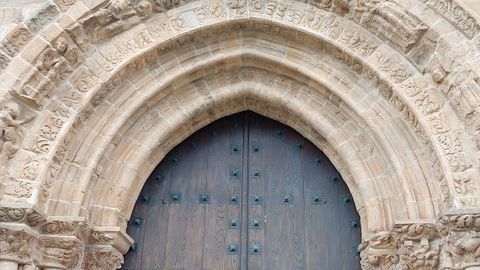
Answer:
123;112;361;270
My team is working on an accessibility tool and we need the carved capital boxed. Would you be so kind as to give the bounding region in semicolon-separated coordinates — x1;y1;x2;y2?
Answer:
394;222;440;270
83;245;124;270
436;212;480;269
37;235;83;269
0;224;37;265
359;248;399;270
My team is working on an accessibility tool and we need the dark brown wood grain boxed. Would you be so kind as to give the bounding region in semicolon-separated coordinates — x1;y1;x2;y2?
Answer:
122;112;361;270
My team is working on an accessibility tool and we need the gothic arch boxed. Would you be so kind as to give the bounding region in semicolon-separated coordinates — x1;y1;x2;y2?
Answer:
0;0;480;269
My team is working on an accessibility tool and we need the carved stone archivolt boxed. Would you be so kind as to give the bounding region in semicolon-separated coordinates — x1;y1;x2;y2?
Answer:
0;0;479;269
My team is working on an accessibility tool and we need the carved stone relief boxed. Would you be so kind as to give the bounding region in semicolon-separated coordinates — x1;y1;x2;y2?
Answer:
0;226;36;265
0;0;479;269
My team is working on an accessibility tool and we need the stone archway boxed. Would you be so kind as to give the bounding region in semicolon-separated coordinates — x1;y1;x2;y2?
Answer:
0;0;479;269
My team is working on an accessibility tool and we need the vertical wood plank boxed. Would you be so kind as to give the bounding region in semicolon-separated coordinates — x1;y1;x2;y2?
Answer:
258;114;305;270
337;178;362;270
163;128;209;269
123;167;156;269
202;114;243;270
140;162;172;269
303;146;338;270
246;113;266;270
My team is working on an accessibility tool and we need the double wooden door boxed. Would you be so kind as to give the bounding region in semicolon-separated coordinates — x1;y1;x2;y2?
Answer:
123;112;361;270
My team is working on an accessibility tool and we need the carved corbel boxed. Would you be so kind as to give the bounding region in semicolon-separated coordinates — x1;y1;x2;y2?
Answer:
36;235;83;269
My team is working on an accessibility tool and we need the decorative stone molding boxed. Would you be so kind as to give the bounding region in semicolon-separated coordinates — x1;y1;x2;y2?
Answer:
0;0;479;268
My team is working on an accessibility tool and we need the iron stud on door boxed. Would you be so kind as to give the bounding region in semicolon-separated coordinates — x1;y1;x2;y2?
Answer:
227;244;240;255
249;218;262;229
281;193;294;204
228;194;240;205
249;243;262;255
250;193;263;205
230;168;241;180
169;192;181;203
228;218;240;229
312;194;327;205
199;194;210;204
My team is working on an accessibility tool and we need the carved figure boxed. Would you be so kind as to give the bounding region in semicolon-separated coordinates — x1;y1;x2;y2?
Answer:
22;37;77;104
81;0;133;27
452;231;480;261
445;65;480;119
352;0;427;50
399;240;439;270
81;0;154;41
0;228;34;263
151;0;186;12
0;102;26;159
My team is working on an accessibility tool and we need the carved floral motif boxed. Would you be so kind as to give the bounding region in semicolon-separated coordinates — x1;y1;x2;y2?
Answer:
421;0;479;38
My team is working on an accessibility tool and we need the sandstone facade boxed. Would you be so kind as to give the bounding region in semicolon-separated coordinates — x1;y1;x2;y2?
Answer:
0;0;480;269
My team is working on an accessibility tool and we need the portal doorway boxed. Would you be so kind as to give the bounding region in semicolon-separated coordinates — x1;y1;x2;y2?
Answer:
123;111;361;270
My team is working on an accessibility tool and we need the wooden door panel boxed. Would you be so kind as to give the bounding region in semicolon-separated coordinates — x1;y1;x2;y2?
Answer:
249;115;306;270
303;145;341;270
201;115;243;270
246;119;266;270
122;112;361;270
139;162;172;270
163;129;209;269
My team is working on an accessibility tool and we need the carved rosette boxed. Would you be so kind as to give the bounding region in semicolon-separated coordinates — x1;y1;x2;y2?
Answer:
37;235;83;269
83;245;124;270
0;226;36;264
